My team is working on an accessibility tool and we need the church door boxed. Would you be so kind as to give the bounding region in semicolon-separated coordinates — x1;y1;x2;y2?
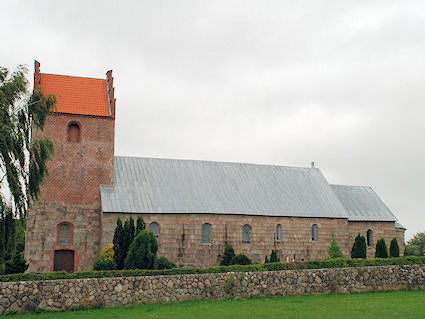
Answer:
53;250;74;272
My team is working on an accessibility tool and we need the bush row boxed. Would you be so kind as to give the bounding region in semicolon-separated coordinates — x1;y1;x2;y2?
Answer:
1;256;424;283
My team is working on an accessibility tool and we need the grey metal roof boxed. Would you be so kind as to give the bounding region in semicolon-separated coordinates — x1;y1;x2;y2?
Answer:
101;156;349;218
331;184;397;222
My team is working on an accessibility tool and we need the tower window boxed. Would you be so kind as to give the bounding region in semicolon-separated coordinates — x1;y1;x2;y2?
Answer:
67;122;80;142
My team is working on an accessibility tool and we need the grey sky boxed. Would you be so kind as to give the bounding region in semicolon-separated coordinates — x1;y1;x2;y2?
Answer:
3;1;424;240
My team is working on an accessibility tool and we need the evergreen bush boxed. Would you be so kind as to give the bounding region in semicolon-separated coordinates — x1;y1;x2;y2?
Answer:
157;256;177;270
328;234;344;258
351;233;367;258
230;253;252;265
113;218;126;269
270;250;280;262
136;216;146;235
389;238;400;258
93;259;117;271
264;255;269;263
375;238;388;258
220;244;235;266
124;230;158;270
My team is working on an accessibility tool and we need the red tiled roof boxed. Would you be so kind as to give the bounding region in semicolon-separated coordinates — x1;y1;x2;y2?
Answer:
40;73;110;117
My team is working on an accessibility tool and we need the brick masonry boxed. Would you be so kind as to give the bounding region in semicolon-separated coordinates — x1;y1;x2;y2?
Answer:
25;112;115;272
1;265;424;314
102;213;404;267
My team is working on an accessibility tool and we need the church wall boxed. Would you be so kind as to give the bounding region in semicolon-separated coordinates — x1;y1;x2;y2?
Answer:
102;213;351;267
347;221;405;258
25;113;114;272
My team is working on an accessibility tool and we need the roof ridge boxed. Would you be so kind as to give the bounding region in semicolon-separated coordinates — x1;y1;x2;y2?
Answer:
331;184;373;189
114;155;316;170
41;72;106;81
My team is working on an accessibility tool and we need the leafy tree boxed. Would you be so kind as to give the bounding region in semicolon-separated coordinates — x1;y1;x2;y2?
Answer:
404;232;425;256
113;218;126;269
124;230;158;270
270;250;280;262
0;64;56;274
264;255;269;263
136;216;146;235
375;238;388;258
230;253;252;265
389;238;400;258
99;244;114;260
156;256;176;270
351;233;367;258
328;234;344;259
220;244;235;266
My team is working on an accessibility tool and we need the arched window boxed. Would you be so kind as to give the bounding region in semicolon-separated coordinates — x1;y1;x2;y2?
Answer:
149;222;159;240
367;229;373;247
201;223;211;243
242;224;252;243
58;223;71;246
67;122;80;142
276;224;282;240
311;224;318;241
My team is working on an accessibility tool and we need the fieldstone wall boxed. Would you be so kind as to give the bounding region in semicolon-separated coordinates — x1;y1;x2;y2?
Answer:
1;265;424;314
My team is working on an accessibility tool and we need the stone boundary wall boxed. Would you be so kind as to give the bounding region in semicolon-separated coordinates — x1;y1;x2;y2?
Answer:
1;265;424;314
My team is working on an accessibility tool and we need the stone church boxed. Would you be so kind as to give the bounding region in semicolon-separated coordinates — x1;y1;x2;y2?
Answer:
25;62;405;273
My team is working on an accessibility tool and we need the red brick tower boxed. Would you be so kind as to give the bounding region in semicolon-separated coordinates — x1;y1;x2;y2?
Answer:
25;61;116;272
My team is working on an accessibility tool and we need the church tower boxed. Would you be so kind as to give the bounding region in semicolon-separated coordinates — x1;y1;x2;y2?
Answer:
25;61;116;272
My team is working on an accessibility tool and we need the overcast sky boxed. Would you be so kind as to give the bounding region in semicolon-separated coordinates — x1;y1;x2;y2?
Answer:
3;1;424;240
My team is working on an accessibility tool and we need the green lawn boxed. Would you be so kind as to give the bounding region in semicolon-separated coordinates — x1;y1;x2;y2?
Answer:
7;290;425;319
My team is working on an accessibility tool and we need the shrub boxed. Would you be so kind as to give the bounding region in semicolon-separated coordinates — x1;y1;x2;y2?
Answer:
351;233;367;258
113;218;126;269
404;232;425;256
375;238;388;258
389;238;400;258
230;253;252;265
328;234;344;259
124;230;158;270
264;255;269;263
157;256;177;270
136;216;146;235
220;244;235;266
270;250;280;262
99;244;114;261
93;259;117;271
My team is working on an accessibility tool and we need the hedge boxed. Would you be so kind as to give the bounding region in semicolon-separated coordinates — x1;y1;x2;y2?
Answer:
1;256;424;283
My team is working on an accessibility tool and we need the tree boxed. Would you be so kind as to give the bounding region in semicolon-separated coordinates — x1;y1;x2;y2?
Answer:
99;244;114;260
124;230;158;269
351;233;367;258
113;218;126;269
404;232;425;256
270;250;280;262
220;244;235;266
136;216;146;235
389;238;400;258
0;64;56;274
328;234;344;259
264;255;269;263
375;238;388;258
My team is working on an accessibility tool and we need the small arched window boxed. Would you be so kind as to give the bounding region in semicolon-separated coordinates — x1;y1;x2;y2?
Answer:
312;224;318;241
201;223;211;243
149;222;159;240
67;122;80;142
59;223;71;246
367;229;373;246
242;224;252;243
276;224;282;240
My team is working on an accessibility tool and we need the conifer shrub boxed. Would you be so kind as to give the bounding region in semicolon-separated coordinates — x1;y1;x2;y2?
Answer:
328;234;344;258
270;250;280;262
220;244;235;266
136;216;146;235
113;218;126;269
124;230;158;270
264;255;269;263
375;238;389;258
157;256;177;270
93;259;117;271
230;253;252;265
389;238;400;258
351;233;367;258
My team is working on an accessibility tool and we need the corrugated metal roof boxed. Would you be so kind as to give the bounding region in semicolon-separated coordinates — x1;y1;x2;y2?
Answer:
101;156;349;218
331;184;397;222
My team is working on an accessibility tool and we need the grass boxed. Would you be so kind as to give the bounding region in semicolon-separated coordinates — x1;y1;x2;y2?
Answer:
6;290;425;319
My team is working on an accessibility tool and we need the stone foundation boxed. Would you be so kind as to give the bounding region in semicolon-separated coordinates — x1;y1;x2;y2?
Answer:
1;265;424;314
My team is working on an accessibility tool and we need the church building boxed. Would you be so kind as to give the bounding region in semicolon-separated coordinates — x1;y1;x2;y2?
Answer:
25;62;405;273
